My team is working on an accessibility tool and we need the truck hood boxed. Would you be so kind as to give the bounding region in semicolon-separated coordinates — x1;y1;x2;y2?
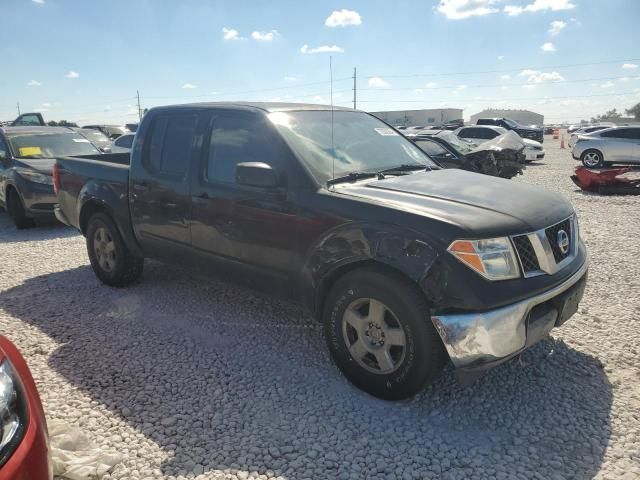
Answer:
15;158;56;174
332;169;573;237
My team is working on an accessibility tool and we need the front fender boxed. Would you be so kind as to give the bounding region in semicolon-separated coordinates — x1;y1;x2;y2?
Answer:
300;222;447;317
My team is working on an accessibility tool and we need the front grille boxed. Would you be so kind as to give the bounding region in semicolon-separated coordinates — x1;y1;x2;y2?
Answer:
545;219;572;263
512;235;540;273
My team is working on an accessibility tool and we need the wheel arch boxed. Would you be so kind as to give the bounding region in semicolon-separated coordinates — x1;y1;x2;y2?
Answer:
302;223;446;321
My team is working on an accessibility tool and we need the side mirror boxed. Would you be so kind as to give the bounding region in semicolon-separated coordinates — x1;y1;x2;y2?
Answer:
236;162;278;188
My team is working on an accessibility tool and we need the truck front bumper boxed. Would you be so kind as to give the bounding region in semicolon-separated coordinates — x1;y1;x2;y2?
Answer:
431;257;589;377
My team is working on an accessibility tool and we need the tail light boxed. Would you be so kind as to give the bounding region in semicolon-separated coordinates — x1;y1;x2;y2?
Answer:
52;164;60;195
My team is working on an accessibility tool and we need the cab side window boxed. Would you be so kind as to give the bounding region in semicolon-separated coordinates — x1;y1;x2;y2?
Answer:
206;112;280;184
144;113;199;177
416;140;448;156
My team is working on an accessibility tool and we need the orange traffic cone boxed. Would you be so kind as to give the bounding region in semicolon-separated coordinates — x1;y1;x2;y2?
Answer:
560;135;565;149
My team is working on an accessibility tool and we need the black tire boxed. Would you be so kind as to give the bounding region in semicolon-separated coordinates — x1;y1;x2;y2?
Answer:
581;149;604;168
86;212;143;287
323;267;448;400
7;189;35;229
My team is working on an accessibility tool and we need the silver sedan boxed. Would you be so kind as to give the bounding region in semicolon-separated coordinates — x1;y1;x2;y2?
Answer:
572;126;640;168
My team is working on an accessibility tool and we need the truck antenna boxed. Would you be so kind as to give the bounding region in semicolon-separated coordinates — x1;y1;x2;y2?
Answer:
330;56;335;184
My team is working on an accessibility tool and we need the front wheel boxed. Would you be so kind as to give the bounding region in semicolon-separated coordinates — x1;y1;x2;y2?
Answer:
86;212;143;287
323;267;447;400
581;149;604;168
7;189;35;229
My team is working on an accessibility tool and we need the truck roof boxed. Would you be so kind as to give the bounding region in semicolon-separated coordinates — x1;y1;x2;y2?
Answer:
152;102;355;113
0;126;74;135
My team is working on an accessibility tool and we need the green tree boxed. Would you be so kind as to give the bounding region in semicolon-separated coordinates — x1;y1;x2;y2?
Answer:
590;108;622;123
47;120;78;127
626;102;640;120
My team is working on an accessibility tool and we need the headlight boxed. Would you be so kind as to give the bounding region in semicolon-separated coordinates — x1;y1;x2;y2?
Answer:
15;168;53;185
0;360;27;466
448;237;520;280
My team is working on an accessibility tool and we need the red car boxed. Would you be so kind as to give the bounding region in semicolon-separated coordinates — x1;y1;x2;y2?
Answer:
0;336;51;480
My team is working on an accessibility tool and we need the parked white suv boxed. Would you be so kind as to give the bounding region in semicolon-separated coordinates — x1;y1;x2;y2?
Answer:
455;125;545;162
572;126;640;168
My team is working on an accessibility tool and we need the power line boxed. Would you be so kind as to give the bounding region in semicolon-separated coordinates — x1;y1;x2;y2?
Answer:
358;76;639;93
361;58;640;80
355;91;640;104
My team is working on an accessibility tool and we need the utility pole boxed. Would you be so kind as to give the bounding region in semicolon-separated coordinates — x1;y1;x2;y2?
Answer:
136;90;142;120
352;67;357;110
16;102;20;115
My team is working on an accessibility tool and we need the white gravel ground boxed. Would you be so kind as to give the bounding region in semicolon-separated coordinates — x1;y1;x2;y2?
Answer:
0;136;639;480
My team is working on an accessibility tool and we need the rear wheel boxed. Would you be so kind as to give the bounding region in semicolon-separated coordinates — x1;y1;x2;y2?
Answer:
86;212;143;286
7;189;35;229
323;267;447;400
581;149;604;168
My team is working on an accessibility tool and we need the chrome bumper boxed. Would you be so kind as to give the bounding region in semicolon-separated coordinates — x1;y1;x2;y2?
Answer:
431;257;589;370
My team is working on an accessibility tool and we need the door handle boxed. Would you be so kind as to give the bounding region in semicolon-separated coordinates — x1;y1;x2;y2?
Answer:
134;182;149;192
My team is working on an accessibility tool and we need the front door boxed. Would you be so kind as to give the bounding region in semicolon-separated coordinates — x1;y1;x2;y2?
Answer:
189;109;299;296
130;110;202;260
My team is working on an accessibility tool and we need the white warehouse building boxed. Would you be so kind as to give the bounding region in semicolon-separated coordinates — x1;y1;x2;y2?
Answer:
470;109;544;127
370;108;463;127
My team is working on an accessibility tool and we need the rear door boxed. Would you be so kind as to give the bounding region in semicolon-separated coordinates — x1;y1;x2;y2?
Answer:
189;109;300;295
628;128;640;163
130;110;203;260
600;128;634;162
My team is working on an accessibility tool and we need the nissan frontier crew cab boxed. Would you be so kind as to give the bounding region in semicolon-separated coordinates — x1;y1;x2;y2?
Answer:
53;103;588;400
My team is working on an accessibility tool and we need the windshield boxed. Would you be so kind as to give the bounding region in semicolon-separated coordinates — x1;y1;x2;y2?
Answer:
268;110;436;184
7;132;101;158
79;129;111;145
436;131;476;154
503;118;521;128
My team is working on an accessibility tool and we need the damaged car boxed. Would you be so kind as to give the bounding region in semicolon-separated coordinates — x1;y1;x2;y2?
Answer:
54;103;588;400
405;129;526;179
571;166;640;195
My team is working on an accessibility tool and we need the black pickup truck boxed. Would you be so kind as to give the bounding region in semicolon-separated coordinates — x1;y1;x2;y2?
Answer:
477;117;544;143
54;102;588;400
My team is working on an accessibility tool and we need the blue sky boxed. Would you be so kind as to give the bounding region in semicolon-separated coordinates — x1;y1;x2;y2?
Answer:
2;0;639;125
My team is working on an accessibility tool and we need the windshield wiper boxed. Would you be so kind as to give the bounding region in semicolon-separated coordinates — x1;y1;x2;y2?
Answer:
327;171;382;187
377;164;433;174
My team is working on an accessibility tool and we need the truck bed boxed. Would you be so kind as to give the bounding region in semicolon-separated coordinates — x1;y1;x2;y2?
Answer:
55;153;131;231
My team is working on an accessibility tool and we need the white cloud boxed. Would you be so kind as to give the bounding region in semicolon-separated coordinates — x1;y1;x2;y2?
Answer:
501;86;509;90
504;0;575;16
549;20;566;35
600;81;614;89
436;0;501;20
522;84;536;90
519;70;565;83
497;55;504;60
41;102;51;107
284;76;299;82
456;84;467;90
104;105;112;111
300;44;344;54
32;0;45;4
65;71;79;79
325;9;362;27
500;74;511;80
414;89;425;94
368;77;389;88
619;77;630;82
27;80;41;86
182;83;197;89
222;27;243;41
622;63;639;70
504;5;524;15
424;82;438;88
251;30;279;41
541;42;556;52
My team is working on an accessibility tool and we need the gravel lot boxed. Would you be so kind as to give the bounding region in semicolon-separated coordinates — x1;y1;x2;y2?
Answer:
1;136;639;480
